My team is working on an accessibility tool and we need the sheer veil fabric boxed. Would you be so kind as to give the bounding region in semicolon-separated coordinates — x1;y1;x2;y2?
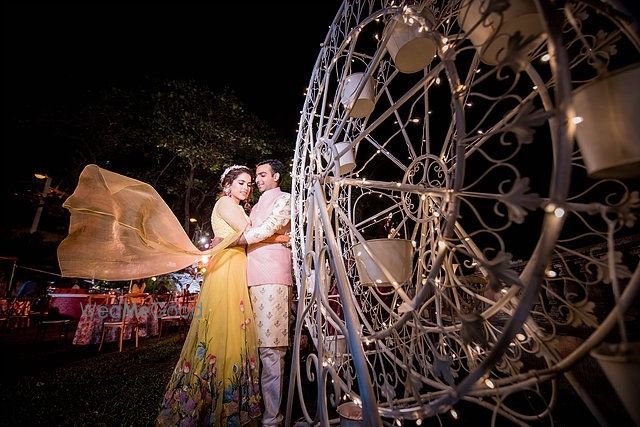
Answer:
57;164;239;281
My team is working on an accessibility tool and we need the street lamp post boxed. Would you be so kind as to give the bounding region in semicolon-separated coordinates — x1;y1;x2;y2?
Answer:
30;174;52;234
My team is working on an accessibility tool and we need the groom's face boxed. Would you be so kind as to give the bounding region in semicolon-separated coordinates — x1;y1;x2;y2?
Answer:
255;164;279;193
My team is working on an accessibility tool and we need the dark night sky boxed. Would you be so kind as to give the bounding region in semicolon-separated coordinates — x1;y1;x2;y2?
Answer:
2;1;341;191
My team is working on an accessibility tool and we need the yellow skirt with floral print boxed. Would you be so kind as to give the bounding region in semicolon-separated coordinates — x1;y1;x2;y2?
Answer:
157;247;261;426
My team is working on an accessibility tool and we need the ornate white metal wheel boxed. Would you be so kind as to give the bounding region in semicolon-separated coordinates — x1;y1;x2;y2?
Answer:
288;1;640;425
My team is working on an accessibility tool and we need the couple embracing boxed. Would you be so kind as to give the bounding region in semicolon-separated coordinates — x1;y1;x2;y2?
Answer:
157;160;292;426
58;160;293;426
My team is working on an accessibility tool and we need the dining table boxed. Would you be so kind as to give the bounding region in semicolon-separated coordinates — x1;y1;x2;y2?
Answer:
48;292;89;320
72;300;159;345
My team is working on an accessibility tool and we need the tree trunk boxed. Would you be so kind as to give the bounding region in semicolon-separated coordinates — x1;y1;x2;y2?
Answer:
183;164;195;235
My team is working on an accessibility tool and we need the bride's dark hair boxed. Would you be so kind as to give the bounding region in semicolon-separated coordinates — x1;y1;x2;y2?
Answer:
218;165;253;211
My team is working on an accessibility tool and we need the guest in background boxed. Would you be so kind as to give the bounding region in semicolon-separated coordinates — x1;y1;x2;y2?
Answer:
130;280;146;294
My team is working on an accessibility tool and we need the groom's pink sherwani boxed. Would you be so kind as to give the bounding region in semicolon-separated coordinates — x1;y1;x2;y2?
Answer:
246;187;292;288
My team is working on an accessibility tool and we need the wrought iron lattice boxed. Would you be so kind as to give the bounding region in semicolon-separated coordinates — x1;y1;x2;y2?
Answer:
288;0;639;425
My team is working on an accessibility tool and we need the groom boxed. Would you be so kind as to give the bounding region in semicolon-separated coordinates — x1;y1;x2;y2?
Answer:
236;159;292;427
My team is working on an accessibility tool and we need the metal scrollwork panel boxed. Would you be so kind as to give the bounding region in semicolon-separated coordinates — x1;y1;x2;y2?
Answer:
289;0;639;425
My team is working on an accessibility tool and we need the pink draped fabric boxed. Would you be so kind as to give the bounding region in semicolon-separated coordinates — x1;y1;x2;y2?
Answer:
58;164;238;281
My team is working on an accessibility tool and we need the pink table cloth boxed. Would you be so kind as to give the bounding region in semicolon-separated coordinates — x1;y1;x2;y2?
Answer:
72;302;159;345
49;293;89;320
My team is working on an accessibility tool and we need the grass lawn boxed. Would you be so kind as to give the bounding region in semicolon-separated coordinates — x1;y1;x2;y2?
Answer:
0;324;634;426
0;328;183;426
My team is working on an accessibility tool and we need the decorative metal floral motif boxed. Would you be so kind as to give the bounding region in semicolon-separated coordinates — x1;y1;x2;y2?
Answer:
289;0;639;424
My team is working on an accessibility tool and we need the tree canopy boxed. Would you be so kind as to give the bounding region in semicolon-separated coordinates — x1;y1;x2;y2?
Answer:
20;78;293;237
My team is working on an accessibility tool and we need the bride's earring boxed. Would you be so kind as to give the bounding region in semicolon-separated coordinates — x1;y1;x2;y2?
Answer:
224;187;231;196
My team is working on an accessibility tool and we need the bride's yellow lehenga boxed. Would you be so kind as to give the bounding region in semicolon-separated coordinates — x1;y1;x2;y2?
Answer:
57;165;261;425
157;200;261;426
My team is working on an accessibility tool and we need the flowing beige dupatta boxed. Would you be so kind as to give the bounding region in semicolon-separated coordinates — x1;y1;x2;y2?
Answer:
57;164;239;281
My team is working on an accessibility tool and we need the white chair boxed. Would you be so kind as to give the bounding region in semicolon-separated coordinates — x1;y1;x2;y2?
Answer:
99;294;144;352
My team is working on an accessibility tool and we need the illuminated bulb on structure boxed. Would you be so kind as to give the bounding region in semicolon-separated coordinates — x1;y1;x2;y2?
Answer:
554;207;565;218
572;116;584;124
541;53;550;62
484;378;495;389
450;409;458;420
516;333;527;341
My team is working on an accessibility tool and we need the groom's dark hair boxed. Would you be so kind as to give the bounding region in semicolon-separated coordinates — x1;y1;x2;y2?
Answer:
256;159;286;184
